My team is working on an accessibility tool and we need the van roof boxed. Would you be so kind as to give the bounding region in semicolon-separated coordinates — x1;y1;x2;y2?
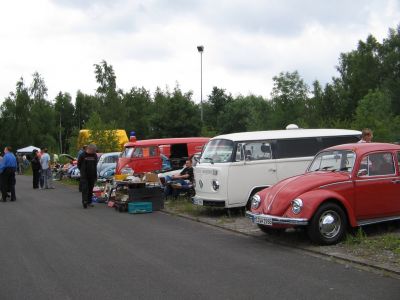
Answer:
327;142;400;156
213;129;361;142
125;137;210;147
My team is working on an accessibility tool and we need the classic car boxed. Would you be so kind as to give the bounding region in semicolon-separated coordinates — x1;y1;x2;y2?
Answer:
246;142;400;245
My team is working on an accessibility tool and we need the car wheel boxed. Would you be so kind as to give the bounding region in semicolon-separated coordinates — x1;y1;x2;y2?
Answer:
257;224;285;235
307;202;347;245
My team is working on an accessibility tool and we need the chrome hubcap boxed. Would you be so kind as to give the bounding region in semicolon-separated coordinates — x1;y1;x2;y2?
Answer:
319;210;341;239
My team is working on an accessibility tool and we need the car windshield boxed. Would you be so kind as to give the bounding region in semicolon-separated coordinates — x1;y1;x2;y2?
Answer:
121;147;134;158
200;139;234;163
308;150;356;173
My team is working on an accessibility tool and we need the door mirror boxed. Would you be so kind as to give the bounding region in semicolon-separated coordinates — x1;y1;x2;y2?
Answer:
357;169;368;177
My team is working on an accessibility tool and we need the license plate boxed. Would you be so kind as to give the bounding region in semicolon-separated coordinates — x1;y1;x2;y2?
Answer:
193;198;203;206
254;216;272;226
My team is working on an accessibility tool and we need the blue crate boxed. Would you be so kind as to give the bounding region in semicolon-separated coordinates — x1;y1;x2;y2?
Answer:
128;202;152;214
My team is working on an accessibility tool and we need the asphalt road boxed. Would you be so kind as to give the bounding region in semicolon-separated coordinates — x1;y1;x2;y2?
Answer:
0;175;399;300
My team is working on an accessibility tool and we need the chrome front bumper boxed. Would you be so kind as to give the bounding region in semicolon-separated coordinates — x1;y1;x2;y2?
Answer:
246;211;308;226
192;196;226;208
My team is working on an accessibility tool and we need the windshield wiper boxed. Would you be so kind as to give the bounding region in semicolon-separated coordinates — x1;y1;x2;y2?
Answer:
203;157;214;164
338;166;351;171
314;166;335;171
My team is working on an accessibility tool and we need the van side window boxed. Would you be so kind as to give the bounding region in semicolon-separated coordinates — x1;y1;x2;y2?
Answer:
321;136;359;148
276;138;319;159
149;146;157;157
244;141;272;161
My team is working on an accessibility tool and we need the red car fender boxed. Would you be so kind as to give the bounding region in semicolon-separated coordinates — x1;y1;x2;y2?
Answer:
283;189;357;227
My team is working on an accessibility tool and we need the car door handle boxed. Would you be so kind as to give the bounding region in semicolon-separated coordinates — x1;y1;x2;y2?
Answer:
269;168;276;172
391;179;400;184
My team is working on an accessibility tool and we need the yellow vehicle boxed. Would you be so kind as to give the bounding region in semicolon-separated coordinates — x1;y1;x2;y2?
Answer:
77;129;128;151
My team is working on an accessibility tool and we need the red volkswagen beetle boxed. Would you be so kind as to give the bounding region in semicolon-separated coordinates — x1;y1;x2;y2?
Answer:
247;143;400;245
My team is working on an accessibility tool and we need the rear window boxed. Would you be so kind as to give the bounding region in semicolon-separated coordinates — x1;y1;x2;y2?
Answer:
276;138;320;159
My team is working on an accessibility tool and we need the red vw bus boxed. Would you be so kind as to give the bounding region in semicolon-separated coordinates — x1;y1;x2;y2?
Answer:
115;137;209;175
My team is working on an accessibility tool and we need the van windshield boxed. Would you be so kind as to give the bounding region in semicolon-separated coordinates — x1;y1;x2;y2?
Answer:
200;139;234;163
122;147;134;158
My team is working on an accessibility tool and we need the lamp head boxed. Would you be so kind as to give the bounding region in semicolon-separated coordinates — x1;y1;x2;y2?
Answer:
197;45;204;52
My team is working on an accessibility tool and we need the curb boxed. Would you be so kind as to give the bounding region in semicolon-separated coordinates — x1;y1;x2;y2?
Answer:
161;209;400;278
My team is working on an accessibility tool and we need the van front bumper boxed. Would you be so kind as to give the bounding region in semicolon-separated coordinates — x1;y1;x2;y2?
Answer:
246;211;308;226
192;196;226;208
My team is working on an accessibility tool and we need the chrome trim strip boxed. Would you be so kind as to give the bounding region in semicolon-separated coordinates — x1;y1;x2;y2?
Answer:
354;176;399;183
246;211;308;226
357;215;400;226
319;180;352;188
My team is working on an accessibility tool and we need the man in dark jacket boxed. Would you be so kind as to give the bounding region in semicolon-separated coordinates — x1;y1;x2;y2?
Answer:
78;144;98;209
31;149;41;189
0;146;17;202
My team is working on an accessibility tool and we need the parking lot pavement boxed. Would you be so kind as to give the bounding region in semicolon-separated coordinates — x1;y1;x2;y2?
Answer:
164;201;400;275
0;175;399;299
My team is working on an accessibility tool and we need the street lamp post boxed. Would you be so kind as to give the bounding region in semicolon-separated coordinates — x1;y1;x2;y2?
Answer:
197;45;204;123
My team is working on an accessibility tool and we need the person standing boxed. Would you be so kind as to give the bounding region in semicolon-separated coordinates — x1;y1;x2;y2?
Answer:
78;144;98;209
77;145;87;192
17;154;24;175
0;146;17;202
40;148;54;189
31;150;41;189
358;128;373;143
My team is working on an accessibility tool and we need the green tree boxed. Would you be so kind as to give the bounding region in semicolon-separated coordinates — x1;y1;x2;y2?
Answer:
122;87;153;139
352;89;399;142
54;92;75;153
29;72;57;150
94;60;124;125
84;112;120;152
204;87;233;131
270;71;309;129
151;86;201;138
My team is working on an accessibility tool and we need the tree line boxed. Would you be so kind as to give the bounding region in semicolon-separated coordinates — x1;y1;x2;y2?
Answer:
1;25;399;154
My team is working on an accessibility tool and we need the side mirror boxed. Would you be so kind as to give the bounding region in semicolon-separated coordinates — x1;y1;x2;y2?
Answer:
357;169;368;177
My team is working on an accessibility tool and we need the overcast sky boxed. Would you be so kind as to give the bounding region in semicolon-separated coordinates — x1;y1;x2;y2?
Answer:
1;0;399;102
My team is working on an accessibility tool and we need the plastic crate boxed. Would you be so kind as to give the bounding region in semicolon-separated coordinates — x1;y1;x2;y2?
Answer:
128;202;152;214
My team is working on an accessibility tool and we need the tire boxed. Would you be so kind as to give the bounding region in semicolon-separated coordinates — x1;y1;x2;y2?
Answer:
257;224;285;235
307;202;347;245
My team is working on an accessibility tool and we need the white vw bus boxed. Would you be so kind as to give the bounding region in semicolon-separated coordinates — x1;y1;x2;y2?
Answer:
193;128;361;208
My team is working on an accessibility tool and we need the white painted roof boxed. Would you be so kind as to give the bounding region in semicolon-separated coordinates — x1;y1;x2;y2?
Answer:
212;129;361;142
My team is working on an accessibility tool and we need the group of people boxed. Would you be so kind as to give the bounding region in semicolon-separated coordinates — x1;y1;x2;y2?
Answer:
30;147;54;189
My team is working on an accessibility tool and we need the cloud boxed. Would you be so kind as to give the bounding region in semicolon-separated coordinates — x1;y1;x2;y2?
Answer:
0;0;399;103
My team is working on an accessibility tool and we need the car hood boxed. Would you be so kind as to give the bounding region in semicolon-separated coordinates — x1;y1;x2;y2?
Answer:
261;171;351;215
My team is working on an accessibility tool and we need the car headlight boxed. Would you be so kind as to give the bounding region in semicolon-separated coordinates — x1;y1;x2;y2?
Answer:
121;167;134;175
212;180;219;191
251;194;261;209
291;198;303;214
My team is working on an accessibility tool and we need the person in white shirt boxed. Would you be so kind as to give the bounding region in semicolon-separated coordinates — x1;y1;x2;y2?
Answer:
358;128;373;143
40;148;54;189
